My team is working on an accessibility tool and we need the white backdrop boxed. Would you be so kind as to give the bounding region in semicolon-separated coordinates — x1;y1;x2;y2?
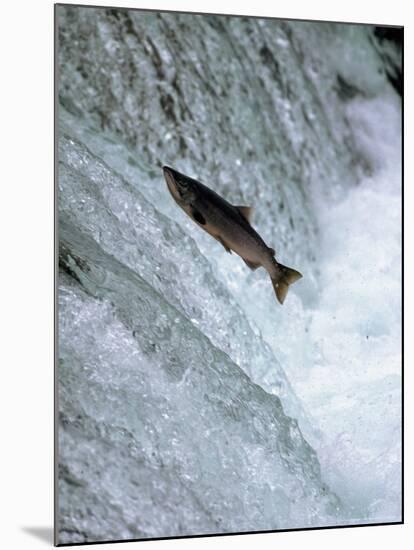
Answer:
0;1;410;549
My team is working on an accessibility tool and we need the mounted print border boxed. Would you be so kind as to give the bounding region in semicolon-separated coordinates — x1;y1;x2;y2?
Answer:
54;3;404;545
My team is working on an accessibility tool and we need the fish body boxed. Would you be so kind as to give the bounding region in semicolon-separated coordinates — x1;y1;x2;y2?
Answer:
163;166;302;304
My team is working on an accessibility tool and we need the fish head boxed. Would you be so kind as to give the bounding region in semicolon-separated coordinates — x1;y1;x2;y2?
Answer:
163;166;197;205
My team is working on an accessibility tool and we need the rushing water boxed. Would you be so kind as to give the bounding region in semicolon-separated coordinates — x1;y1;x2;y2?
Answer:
56;6;402;544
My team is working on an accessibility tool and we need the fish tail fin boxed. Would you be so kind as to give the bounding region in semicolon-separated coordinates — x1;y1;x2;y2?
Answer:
271;263;303;305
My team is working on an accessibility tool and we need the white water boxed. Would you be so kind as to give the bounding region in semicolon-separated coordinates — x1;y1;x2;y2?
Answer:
57;6;402;544
285;94;402;522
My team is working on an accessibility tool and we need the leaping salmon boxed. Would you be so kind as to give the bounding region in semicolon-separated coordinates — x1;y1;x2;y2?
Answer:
163;166;302;304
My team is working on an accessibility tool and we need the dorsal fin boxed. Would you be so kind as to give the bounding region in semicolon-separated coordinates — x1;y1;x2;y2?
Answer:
236;206;254;223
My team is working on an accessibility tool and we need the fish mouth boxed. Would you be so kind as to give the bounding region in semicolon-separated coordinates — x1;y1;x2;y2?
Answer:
162;166;185;206
163;166;183;202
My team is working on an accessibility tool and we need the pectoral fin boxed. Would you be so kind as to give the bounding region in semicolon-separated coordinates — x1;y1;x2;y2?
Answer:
236;206;254;223
216;236;232;253
191;208;206;225
242;258;261;271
